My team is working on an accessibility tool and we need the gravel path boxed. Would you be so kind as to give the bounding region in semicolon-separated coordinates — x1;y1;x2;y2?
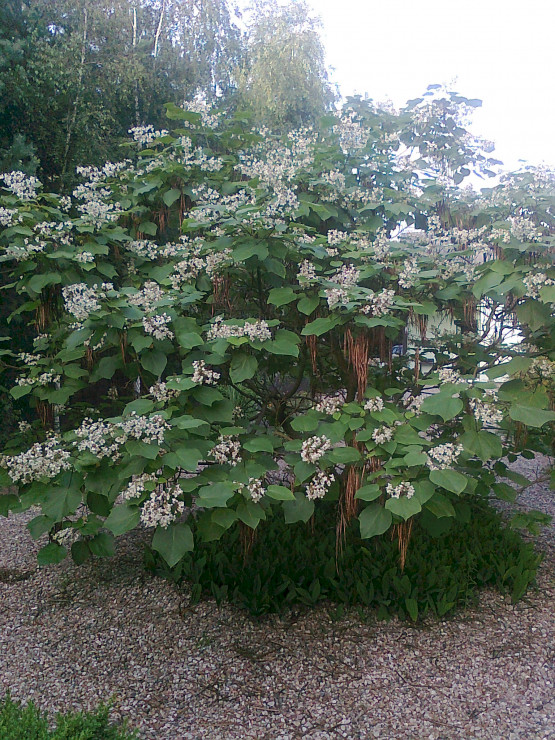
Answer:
1;458;554;740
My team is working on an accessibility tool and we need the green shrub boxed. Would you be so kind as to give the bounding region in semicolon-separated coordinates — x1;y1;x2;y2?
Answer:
147;501;541;619
0;694;137;740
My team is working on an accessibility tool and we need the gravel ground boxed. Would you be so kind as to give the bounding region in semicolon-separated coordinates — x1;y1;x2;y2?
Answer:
1;457;554;740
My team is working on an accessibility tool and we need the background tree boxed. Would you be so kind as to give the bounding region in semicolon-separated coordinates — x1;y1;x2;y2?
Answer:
237;0;335;130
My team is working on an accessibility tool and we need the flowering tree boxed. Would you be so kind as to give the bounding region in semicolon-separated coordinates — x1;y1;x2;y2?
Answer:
0;88;554;570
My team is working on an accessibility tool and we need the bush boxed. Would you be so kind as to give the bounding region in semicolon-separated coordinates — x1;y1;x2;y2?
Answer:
147;500;541;619
0;693;136;740
0;87;553;582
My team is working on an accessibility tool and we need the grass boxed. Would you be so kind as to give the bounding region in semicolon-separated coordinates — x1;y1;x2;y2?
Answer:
0;694;137;740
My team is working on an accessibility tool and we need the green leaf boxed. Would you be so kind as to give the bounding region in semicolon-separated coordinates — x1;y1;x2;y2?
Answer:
424;493;456;518
516;300;551;332
197;482;236;508
26;515;53;539
492;482;518;502
138;221;158;236
230;353;258;383
266;485;295;501
152;523;193;567
236;501;266;529
405;597;418;622
89;532;115;558
28;273;61;294
162;188;182;207
283;492;315;523
123;398;155;416
233;240;268;261
38;542;67;565
141;350;167;377
244;437;275;453
297;296;319;315
42;488;82;521
429;469;468;494
385;495;422;520
125;440;160;460
509;405;555;427
359;503;392;538
327;447;361;464
291;414;319;432
263;330;300;357
104;503;140;535
460;430;502;461
301;316;340;336
354;484;381;501
268;287;297;306
421;394;463;421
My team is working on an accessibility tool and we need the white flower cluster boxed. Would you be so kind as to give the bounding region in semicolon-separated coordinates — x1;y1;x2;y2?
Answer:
333;112;369;154
523;272;554;298
149;381;179;403
438;367;464;384
297;259;317;283
143;314;174;341
321;170;346;190
210;435;241;466
404;394;426;415
386;481;415;499
4;436;71;484
426;443;463;470
118;412;169;445
244;478;265;503
361;289;395;317
508;215;542;242
52;527;79;549
129;281;166;309
529;356;555;378
301;435;332;464
0;171;41;200
398;257;419;289
4;238;46;261
325;264;360;309
364;397;384;412
62;282;112;322
169;244;232;288
469;397;503;426
306;469;335;500
121;473;157;501
206;317;272;342
315;396;343;415
73;164;125;227
372;425;395;445
126;240;161;260
140;483;184;529
373;230;390;261
0;206;22;226
75;251;95;264
192;360;220;385
16;370;60;387
183;96;222;129
74;418;120;459
128;125;169;146
327;229;348;246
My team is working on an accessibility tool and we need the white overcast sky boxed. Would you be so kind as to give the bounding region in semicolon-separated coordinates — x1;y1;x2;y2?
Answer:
246;0;555;170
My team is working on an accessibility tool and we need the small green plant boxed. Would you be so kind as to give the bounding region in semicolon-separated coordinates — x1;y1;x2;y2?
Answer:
147;501;541;619
0;693;137;740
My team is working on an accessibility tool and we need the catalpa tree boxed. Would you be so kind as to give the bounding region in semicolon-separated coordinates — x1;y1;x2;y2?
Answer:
0;89;553;570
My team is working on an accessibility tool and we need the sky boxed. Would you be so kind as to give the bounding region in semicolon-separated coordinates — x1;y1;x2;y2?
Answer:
263;0;555;170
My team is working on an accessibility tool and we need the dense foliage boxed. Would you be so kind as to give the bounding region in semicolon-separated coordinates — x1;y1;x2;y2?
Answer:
0;693;137;739
151;500;541;618
0;88;553;580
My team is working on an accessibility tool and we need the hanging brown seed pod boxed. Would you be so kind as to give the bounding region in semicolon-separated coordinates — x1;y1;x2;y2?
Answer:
305;333;318;374
239;522;257;564
394;520;414;571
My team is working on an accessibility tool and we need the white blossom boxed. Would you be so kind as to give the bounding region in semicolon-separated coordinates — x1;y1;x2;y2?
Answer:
192;360;220;385
315;396;343;415
246;478;265;503
140;483;184;528
301;435;332;464
149;381;179;403
398;257;419;289
438;367;464;384
361;289;395;317
207;317;272;342
143;314;174;341
0;171;41;200
386;481;415;499
469;397;503;426
297;259;317;283
306;469;335;500
3;436;71;484
121;473;157;501
364;397;384;412
371;426;395;444
426;443;464;470
210;435;241;466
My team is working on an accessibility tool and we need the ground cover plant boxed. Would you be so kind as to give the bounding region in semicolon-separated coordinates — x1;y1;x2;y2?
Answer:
0;693;136;739
148;499;542;619
0;87;553;608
